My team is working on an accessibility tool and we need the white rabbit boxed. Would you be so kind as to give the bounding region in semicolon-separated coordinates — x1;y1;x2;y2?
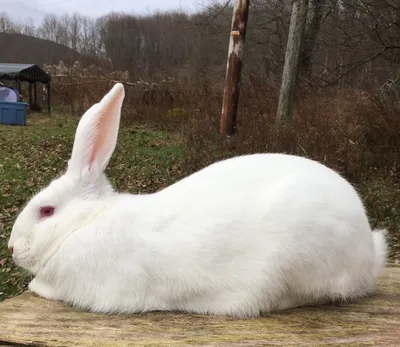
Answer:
8;83;387;317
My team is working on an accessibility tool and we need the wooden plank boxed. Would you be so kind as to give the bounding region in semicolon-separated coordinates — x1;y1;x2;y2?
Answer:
0;266;399;347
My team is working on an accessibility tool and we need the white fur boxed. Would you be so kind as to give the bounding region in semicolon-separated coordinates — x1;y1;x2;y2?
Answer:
8;83;388;317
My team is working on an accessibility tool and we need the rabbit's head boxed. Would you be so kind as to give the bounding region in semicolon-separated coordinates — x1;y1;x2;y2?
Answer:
8;83;125;274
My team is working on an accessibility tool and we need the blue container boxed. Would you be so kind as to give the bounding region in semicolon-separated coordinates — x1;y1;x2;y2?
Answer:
0;101;27;126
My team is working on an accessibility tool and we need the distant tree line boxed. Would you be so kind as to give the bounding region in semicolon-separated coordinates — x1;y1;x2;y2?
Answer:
1;0;399;91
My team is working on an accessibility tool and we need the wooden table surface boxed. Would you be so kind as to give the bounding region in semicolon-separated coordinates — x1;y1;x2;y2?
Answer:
0;265;399;347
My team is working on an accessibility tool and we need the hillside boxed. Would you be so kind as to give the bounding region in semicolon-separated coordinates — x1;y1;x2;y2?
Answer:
0;32;80;66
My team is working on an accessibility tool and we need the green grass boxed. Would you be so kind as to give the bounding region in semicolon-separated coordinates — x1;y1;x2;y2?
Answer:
0;114;185;301
358;178;400;261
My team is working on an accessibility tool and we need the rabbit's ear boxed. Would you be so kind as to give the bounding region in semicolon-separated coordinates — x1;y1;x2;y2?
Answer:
68;83;125;175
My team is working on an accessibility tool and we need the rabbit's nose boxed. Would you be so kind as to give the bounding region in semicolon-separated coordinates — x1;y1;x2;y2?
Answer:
9;247;14;255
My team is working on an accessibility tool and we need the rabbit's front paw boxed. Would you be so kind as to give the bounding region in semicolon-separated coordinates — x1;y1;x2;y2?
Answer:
28;278;57;300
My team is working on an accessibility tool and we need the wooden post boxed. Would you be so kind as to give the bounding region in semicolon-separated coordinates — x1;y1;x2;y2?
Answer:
276;0;309;122
33;82;37;106
47;82;51;114
220;0;250;137
29;83;32;109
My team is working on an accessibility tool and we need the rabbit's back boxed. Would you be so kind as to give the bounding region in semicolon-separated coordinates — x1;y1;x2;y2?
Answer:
149;154;378;314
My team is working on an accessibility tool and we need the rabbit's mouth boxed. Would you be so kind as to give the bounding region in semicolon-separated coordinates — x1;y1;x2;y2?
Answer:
11;245;39;275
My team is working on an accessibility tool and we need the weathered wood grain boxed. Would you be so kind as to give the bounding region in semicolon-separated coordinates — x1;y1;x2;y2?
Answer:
0;265;399;347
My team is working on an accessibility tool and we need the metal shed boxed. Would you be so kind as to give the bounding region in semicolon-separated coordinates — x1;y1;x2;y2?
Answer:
0;63;51;113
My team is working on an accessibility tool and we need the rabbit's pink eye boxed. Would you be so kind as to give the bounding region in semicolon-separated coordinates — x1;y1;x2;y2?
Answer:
39;206;55;219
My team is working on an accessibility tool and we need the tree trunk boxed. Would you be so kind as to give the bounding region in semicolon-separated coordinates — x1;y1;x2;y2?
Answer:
301;0;326;80
276;0;309;122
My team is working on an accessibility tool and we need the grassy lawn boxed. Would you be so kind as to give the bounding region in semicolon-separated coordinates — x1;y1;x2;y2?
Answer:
0;114;185;301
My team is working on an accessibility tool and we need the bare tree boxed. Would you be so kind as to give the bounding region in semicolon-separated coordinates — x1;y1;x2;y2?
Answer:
38;14;60;42
66;13;82;52
0;11;16;33
300;0;327;79
21;17;36;36
277;0;309;122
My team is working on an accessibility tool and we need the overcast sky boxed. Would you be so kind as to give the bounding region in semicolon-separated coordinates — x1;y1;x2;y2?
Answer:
4;0;209;26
